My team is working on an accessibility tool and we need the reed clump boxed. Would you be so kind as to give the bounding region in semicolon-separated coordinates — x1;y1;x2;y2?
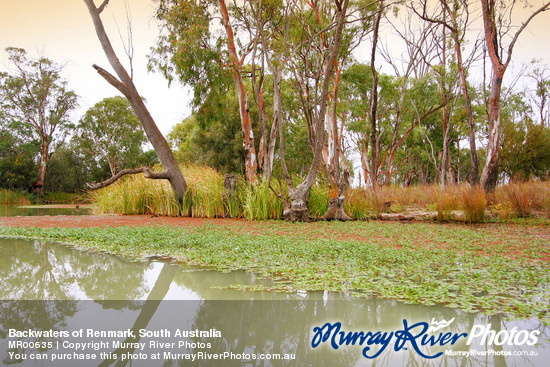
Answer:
241;180;283;220
460;185;486;223
496;181;549;218
0;189;32;205
90;166;550;221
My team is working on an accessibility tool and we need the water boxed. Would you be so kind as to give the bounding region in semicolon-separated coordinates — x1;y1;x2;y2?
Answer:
0;237;548;366
0;205;93;217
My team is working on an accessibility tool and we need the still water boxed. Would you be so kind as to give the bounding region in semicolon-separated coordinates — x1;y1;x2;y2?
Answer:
0;237;548;366
0;205;92;217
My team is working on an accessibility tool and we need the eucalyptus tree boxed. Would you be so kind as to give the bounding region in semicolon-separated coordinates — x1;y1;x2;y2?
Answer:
0;116;38;190
527;59;550;127
413;0;481;185
499;91;550;179
77;96;147;177
319;0;376;219
271;0;351;221
152;0;259;182
374;9;449;186
0;48;78;198
83;0;187;204
153;0;352;221
479;0;550;192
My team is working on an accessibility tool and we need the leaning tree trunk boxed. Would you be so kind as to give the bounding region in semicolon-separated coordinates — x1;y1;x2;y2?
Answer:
83;0;187;204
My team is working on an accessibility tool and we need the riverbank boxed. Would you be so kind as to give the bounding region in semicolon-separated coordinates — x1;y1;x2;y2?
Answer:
1;215;548;321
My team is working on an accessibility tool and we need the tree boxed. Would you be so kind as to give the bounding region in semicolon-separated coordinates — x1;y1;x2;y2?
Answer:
83;0;187;204
276;0;351;221
218;0;258;182
168;112;245;174
0;48;78;198
500;94;550;179
413;0;481;185
479;0;550;192
152;0;258;182
77;96;147;177
0;118;38;191
527;58;550;127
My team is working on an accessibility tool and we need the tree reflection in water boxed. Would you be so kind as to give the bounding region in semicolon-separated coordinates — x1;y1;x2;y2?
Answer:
0;238;547;366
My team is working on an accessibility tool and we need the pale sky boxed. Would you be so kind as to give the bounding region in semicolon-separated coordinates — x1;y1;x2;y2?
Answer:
1;0;549;137
0;0;191;136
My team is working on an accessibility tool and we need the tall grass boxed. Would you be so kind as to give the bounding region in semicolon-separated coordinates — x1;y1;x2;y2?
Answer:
241;181;283;220
90;165;550;221
496;181;549;218
308;180;330;217
91;174;180;216
460;186;486;223
182;165;226;217
344;188;370;219
0;189;32;205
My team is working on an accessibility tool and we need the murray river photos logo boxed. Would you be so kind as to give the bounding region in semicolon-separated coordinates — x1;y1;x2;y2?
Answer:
311;318;540;359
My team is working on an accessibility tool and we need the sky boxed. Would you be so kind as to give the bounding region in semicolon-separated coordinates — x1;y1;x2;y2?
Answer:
1;0;550;138
0;0;191;136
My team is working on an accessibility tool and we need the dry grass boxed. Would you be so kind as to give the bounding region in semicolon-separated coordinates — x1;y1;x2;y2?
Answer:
496;181;550;218
460;186;486;223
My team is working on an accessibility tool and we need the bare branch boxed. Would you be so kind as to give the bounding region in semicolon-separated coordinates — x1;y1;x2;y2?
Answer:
86;167;170;190
505;2;550;68
98;0;110;14
92;64;128;95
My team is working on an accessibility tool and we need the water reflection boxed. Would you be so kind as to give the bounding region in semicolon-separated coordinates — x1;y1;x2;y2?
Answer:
0;238;548;366
0;205;92;217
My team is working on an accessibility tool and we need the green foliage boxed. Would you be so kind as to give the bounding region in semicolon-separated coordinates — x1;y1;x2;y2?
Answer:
168;111;245;174
150;0;231;108
500;117;550;180
76;96;147;177
0;122;38;190
0;47;78;196
44;145;91;193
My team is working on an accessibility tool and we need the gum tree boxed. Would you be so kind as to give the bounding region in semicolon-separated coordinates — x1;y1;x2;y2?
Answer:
0;48;78;198
83;0;187;204
77;96;147;177
479;0;550;192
